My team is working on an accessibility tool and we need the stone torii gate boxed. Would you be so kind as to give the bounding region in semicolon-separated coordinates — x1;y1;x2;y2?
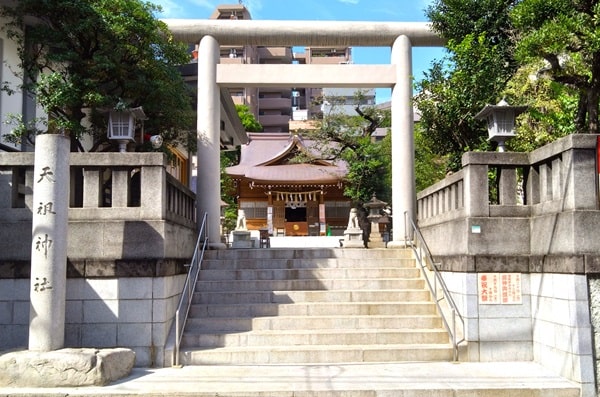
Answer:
165;19;445;248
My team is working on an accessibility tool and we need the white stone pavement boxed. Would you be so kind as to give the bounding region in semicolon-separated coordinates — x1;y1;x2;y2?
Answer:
0;362;579;396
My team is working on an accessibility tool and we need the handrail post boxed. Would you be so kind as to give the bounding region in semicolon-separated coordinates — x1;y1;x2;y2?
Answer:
174;310;180;367
452;308;457;361
403;211;408;248
403;212;465;362
172;212;209;368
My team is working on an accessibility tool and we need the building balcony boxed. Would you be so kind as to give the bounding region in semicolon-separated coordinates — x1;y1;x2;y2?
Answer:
258;114;291;127
259;97;292;110
260;87;292;97
220;57;246;64
309;57;351;65
258;47;293;63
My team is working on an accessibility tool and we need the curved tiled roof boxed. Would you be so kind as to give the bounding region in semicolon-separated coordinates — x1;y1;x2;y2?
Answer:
243;164;345;183
225;132;347;183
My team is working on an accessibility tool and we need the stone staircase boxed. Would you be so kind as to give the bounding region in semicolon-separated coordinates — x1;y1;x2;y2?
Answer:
178;247;455;365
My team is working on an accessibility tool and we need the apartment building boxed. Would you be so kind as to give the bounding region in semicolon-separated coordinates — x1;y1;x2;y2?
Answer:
208;4;374;131
208;4;292;132
293;47;375;119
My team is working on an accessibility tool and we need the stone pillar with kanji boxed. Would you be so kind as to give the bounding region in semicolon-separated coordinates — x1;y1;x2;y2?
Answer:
29;134;70;351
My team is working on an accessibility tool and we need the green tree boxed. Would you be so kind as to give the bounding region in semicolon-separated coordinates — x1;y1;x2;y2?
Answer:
511;0;600;133
0;0;194;151
302;96;392;205
502;61;578;151
235;104;263;132
415;0;519;170
414;123;447;191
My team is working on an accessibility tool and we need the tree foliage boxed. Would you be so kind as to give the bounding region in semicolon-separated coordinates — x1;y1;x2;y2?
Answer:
418;0;600;169
415;0;520;170
511;0;600;133
235;104;263;132
301;94;392;205
0;0;194;151
502;61;578;151
414;123;447;191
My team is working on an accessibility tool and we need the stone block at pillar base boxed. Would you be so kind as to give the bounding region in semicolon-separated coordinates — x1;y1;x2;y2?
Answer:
209;242;227;250
368;234;386;248
342;228;364;248
386;240;410;249
0;347;135;387
231;230;254;249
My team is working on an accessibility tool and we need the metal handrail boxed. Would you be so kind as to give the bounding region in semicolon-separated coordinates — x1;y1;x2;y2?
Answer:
173;212;209;367
404;212;465;361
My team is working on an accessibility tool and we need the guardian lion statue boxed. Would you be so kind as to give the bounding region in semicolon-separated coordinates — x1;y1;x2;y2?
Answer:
235;209;247;230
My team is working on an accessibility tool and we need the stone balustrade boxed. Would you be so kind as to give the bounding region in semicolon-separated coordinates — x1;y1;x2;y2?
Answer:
417;134;600;260
0;152;196;263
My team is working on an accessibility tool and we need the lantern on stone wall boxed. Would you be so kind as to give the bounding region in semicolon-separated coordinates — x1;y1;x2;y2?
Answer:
475;100;527;152
107;107;147;152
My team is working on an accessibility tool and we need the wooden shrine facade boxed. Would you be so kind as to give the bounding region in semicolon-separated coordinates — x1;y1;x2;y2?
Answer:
226;133;351;236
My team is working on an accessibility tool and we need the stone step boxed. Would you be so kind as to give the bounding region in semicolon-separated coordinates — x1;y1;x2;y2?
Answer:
189;301;438;318
203;248;414;261
201;257;417;270
179;344;454;365
177;247;454;371
184;315;443;332
195;278;425;291
198;267;421;280
181;328;450;347
192;289;433;304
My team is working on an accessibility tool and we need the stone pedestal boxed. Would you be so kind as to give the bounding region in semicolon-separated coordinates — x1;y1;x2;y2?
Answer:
367;222;386;248
364;195;388;249
342;208;364;248
342;228;364;248
231;230;254;248
0;348;135;387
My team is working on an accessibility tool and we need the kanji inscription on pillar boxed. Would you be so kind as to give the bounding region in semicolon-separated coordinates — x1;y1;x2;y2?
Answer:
29;134;70;351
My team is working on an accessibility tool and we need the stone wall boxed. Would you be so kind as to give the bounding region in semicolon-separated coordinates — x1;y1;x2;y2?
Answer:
587;276;600;397
442;270;595;396
64;274;186;367
416;134;600;397
0;152;197;367
0;267;186;368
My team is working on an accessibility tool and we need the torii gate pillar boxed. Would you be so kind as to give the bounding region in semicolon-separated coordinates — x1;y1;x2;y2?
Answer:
388;35;416;247
197;35;226;249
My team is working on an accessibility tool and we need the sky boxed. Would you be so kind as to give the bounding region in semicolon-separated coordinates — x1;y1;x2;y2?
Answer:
150;0;448;103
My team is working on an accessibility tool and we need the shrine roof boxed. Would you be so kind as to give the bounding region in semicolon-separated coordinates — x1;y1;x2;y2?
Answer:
226;132;347;183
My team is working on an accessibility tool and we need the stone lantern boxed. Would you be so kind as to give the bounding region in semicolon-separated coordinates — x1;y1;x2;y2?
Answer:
475;99;527;152
107;107;147;152
363;194;387;248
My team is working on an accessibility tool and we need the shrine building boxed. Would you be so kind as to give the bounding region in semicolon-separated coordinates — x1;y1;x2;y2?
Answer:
225;132;351;236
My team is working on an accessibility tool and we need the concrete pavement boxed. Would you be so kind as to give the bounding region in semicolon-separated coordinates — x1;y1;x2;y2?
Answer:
0;361;580;396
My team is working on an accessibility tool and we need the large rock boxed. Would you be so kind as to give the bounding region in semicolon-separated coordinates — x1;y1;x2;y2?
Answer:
0;348;135;387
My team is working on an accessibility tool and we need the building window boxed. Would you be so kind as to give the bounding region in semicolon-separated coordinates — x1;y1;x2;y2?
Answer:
325;200;351;218
240;201;268;219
